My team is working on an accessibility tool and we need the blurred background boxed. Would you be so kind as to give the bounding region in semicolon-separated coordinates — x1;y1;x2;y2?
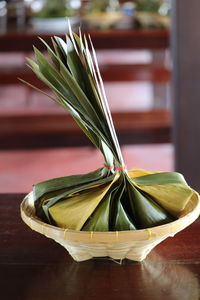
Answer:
0;0;198;192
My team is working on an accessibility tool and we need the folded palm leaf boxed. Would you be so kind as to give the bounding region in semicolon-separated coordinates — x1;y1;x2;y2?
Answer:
22;24;194;231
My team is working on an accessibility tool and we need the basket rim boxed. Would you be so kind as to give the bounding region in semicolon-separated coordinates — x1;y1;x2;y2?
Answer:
20;191;200;243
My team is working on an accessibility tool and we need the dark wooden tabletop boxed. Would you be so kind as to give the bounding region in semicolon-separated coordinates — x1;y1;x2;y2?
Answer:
0;28;169;52
0;193;199;300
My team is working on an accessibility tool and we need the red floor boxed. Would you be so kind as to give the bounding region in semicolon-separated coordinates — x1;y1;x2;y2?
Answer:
0;144;173;193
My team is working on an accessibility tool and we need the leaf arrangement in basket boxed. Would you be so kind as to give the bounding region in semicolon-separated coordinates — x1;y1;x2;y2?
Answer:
21;23;194;232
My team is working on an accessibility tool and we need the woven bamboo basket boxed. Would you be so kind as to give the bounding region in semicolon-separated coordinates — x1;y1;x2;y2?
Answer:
21;191;200;262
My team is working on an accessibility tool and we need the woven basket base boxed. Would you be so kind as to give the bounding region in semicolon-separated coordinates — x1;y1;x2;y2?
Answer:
52;237;168;262
21;192;200;262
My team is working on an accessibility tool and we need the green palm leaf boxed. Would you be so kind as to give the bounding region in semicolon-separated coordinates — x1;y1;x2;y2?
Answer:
21;23;194;232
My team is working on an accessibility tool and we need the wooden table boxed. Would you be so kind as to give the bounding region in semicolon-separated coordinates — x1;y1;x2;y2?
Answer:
1;194;199;300
0;110;171;149
0;28;169;52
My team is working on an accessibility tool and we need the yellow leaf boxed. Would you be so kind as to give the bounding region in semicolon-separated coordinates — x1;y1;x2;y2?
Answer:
128;168;159;179
49;174;119;230
133;183;193;217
